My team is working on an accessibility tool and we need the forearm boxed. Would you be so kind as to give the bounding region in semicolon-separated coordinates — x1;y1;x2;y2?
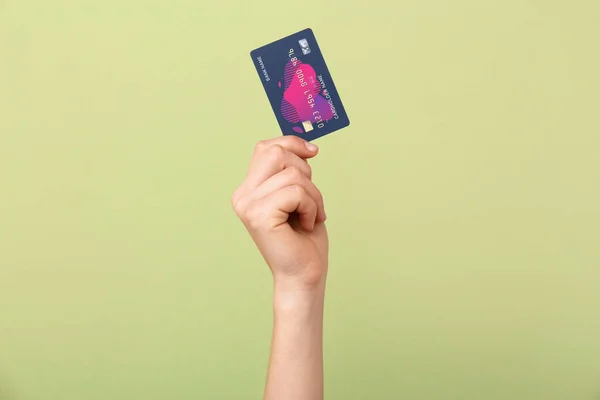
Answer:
264;278;326;400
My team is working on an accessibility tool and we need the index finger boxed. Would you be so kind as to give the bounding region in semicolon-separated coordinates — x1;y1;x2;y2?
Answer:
253;135;319;160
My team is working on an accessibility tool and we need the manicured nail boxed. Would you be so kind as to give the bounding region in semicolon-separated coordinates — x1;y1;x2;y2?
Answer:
305;141;318;152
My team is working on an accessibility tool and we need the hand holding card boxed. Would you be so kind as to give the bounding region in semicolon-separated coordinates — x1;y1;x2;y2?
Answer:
250;28;350;141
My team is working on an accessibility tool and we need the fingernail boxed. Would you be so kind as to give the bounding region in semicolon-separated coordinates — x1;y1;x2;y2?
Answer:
305;141;318;152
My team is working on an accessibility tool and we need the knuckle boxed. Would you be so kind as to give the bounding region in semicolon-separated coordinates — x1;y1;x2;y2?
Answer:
232;196;246;216
231;189;250;216
290;184;305;196
270;144;285;157
246;204;267;230
286;166;303;180
254;140;267;153
266;145;286;165
305;163;312;179
231;188;240;209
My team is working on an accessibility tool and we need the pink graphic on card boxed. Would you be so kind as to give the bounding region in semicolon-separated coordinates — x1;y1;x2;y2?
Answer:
279;59;334;125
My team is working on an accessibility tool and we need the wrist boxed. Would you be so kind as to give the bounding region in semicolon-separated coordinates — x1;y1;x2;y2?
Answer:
273;277;326;316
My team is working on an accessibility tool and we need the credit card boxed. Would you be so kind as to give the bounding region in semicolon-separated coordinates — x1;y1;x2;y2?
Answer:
250;28;350;141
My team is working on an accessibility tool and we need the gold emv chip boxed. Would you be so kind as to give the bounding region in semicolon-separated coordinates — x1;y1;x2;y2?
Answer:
302;120;314;132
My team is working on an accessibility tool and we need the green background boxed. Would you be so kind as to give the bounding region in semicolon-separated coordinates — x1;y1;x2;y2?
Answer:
1;0;599;399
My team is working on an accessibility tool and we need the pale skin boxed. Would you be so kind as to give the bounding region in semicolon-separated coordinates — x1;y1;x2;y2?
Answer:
232;136;328;400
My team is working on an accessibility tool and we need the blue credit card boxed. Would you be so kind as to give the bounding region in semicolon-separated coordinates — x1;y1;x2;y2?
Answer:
250;28;350;141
